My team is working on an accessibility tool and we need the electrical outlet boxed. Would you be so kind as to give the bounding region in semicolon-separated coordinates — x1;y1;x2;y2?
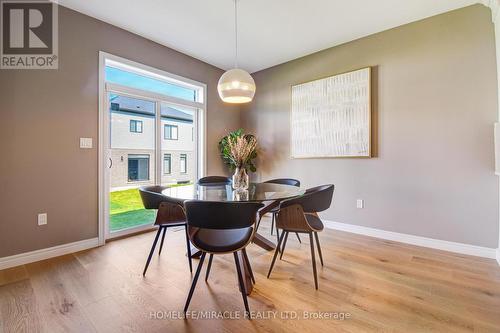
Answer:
356;199;364;209
80;137;93;149
38;213;47;226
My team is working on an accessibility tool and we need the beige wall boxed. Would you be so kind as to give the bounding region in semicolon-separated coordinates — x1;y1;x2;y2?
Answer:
1;4;498;258
0;6;237;257
241;5;499;248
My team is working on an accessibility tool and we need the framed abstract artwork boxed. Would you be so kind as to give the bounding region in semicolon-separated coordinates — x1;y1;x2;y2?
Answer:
291;67;371;158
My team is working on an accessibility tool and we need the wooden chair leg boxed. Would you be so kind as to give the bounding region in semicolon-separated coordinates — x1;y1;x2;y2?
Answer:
184;225;193;273
158;226;167;256
267;231;285;278
143;227;162;276
295;232;302;243
255;215;262;233
308;232;318;290
314;232;324;266
184;252;206;313
242;248;255;284
280;231;289;260
234;252;250;315
205;254;214;281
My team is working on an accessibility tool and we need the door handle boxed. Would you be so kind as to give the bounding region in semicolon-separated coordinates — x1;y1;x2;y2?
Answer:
108;157;113;169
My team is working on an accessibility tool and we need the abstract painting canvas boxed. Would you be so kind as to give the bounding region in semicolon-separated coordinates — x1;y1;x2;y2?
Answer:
291;67;371;158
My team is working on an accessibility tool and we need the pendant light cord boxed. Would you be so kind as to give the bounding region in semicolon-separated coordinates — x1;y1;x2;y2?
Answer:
234;0;238;68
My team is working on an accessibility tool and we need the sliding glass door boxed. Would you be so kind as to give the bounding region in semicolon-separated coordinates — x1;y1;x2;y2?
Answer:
102;54;205;239
108;93;157;233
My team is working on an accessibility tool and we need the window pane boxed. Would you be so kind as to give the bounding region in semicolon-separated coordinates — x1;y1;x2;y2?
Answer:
160;103;196;186
129;120;143;133
138;158;149;180
109;93;156;232
163;154;171;174
106;65;196;102
128;154;150;181
128;159;138;180
164;124;179;140
164;125;171;139
180;154;187;173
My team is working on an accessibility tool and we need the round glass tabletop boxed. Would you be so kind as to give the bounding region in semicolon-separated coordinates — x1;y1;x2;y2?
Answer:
161;182;305;202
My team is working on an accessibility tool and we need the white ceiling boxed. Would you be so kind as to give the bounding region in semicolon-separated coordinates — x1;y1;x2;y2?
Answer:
58;0;478;73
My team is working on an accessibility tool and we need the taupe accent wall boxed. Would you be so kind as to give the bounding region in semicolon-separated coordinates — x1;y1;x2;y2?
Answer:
241;5;499;248
0;6;238;257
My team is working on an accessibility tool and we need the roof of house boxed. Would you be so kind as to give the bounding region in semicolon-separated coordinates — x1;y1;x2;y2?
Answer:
110;95;193;122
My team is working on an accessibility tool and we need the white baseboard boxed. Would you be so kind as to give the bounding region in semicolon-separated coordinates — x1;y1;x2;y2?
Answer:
323;220;498;260
0;238;99;270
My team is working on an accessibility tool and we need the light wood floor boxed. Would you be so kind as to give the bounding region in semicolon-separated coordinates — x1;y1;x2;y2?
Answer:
1;220;500;333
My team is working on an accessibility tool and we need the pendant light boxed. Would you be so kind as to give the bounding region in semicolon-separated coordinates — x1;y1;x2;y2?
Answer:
217;0;255;103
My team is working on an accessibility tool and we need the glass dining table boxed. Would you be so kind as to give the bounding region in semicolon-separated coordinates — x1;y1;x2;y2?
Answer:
162;181;304;202
162;182;305;251
162;182;305;295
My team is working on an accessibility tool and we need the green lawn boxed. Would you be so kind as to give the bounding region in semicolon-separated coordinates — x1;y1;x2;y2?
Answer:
110;184;191;232
110;188;154;231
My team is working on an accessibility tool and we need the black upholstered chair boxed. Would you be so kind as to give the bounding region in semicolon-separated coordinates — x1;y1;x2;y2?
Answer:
183;200;263;315
267;184;334;289
264;178;300;187
259;178;302;244
197;176;231;185
139;186;192;276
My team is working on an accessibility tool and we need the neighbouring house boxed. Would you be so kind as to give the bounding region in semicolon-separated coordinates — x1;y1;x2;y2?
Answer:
110;95;196;189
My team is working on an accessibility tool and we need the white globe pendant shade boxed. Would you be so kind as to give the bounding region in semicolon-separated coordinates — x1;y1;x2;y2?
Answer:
217;68;256;103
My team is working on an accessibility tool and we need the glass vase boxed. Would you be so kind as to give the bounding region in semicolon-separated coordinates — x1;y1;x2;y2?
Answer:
232;167;249;190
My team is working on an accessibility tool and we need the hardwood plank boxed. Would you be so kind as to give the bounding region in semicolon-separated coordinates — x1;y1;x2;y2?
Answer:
0;280;41;333
82;296;142;333
49;255;111;307
0;266;28;287
25;260;96;333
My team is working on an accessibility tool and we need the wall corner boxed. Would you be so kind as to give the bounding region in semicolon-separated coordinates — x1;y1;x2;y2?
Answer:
480;0;500;259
